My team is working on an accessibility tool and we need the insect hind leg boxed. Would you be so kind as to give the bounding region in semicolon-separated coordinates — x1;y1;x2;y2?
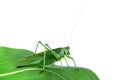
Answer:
45;43;60;60
34;41;61;69
45;44;64;69
35;41;60;60
34;41;51;70
34;41;50;54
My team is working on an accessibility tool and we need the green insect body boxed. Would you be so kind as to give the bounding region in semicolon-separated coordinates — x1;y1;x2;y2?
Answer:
17;41;76;69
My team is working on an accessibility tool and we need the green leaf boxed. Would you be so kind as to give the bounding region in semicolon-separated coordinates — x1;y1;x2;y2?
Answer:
0;46;99;80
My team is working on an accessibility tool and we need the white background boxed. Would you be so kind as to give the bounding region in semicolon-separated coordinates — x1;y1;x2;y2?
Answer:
0;0;120;80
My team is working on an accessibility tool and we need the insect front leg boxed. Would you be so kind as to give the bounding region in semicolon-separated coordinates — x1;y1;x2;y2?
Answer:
60;49;69;67
66;54;77;68
64;56;69;66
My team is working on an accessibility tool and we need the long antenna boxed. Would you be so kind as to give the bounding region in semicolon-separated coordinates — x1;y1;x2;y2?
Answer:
68;4;87;46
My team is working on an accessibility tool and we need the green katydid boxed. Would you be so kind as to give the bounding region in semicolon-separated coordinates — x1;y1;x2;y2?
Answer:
17;5;86;70
17;41;77;70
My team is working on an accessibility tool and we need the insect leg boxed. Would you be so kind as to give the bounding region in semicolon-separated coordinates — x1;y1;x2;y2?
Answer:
35;41;60;66
43;47;47;70
34;41;50;54
34;41;51;70
64;56;69;66
45;44;60;60
66;54;77;68
60;49;69;66
39;48;47;73
46;44;68;69
35;41;40;54
35;41;60;60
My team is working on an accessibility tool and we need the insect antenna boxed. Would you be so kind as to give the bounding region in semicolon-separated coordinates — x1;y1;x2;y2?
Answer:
68;4;87;46
64;4;87;68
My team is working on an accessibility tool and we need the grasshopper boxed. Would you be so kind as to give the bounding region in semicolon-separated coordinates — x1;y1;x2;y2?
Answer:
17;5;86;70
17;41;77;70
